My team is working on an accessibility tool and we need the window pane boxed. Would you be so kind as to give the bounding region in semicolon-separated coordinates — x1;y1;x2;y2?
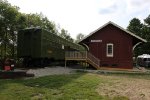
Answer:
108;45;112;54
107;43;113;57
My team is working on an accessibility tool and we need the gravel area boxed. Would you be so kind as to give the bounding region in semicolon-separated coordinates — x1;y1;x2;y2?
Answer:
26;66;150;78
26;66;75;77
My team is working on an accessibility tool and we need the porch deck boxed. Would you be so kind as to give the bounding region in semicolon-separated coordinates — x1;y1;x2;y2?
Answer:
65;51;100;69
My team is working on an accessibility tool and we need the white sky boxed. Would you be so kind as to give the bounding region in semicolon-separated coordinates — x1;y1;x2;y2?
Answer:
7;0;150;39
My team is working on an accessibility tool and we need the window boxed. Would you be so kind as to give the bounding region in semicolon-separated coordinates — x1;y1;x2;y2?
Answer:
106;43;113;57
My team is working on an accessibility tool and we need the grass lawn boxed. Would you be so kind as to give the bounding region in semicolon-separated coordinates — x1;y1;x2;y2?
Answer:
0;72;150;100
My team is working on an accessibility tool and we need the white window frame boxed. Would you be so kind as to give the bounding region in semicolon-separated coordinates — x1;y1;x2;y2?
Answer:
106;43;113;57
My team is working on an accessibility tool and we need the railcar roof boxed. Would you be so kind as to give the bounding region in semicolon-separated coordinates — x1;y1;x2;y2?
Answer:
19;27;86;51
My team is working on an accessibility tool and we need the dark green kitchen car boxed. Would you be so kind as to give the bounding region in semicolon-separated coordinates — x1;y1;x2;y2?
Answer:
17;27;85;67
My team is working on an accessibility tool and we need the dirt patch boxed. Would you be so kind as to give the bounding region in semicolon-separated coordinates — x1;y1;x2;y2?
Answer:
96;75;150;100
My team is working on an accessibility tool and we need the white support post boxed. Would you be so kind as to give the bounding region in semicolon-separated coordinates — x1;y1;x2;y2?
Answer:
65;60;67;68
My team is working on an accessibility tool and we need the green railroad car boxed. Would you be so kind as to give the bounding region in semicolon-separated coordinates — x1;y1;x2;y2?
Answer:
17;27;85;66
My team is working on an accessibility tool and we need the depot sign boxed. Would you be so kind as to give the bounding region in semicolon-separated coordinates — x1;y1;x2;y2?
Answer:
91;40;102;43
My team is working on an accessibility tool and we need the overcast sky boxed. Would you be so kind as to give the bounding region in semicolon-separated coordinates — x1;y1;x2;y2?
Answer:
7;0;150;39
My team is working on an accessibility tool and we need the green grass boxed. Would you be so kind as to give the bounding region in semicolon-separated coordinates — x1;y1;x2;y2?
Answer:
0;73;104;100
1;72;150;100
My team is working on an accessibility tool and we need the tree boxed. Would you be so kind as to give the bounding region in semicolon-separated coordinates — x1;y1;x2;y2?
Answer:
59;29;74;42
143;15;150;40
144;15;150;25
127;18;143;37
0;0;20;58
24;13;59;35
75;33;85;43
127;18;143;56
41;17;58;34
141;15;150;55
127;16;150;57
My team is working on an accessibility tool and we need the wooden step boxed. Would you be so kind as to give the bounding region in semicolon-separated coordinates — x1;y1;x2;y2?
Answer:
87;59;99;69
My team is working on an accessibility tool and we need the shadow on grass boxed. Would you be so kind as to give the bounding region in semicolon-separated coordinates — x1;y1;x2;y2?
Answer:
0;72;104;99
23;73;86;89
0;72;86;91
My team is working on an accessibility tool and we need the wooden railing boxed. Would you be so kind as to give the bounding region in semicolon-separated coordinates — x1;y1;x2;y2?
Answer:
65;51;100;69
65;51;87;59
87;52;100;67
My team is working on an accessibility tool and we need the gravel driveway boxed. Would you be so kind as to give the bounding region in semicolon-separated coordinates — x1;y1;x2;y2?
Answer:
26;66;75;77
